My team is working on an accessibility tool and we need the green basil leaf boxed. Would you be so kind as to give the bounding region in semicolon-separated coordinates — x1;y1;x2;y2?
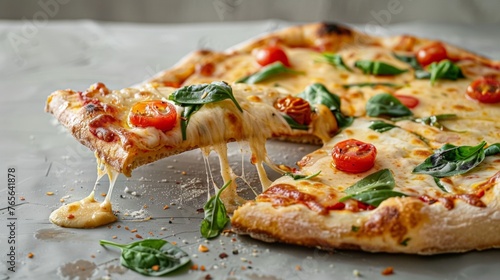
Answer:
284;170;321;180
180;104;202;140
412;141;487;178
343;169;395;195
283;114;309;130
392;114;458;131
201;180;230;239
320;53;351;72
366;93;413;117
400;238;411;246
342;82;403;89
428;60;465;85
169;81;242;111
169;81;243;140
369;120;398;133
415;69;431;79
354;60;408;75
485;143;500;157
236;62;301;84
99;239;190;276
433;177;448;192
393;53;423;70
348;189;406;207
298;83;354;128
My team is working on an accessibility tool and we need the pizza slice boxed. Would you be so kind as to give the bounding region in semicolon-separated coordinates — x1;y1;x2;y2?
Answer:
45;80;340;226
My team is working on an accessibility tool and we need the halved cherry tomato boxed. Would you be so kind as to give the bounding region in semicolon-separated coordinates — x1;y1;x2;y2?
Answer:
394;94;420;109
331;139;377;173
129;100;177;131
416;42;448;67
466;77;500;103
253;46;290;67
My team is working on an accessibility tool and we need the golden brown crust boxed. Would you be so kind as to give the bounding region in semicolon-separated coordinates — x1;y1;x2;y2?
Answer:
232;192;500;254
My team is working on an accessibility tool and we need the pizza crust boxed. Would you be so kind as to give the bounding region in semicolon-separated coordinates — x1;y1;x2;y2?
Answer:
232;188;500;254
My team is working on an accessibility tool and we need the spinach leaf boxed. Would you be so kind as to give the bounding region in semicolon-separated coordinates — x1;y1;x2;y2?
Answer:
298;83;354;128
428;60;465;85
320;53;351;72
283;114;309;130
369;120;398;133
342;82;403;89
392;114;457;131
284;170;321;180
393;53;423;70
485;143;500;156
365;93;413;118
236;62;301;84
169;81;242;111
354;60;408;75
339;169;406;207
412;141;488;178
169;81;243;140
433;177;448;192
200;180;231;239
99;239;190;276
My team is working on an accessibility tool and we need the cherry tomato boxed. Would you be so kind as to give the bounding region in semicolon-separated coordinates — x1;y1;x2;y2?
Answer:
466;77;500;103
416;42;448;67
394;94;419;108
332;139;377;173
253;46;290;67
129;100;178;131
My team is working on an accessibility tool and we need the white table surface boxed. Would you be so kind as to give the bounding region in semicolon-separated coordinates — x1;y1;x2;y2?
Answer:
1;19;500;280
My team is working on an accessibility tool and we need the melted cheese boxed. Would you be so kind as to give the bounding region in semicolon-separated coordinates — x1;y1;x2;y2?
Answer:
50;161;119;228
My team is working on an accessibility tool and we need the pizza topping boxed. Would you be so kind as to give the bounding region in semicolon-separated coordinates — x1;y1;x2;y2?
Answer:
392;114;457;131
466;76;500;103
236;62;302;84
88;114;116;142
298;83;353;128
331;139;377;173
368;120;398;133
274;95;312;126
200;180;230;239
413;141;500;178
195;62;216;77
259;184;328;214
354;60;408;76
168;81;243;140
416;42;448;67
342;82;403;89
284;170;321;180
128;100;178;132
427;60;465;85
253;46;290;67
394;94;419;109
339;169;406;207
320;53;351;71
366;93;413;118
99;239;190;276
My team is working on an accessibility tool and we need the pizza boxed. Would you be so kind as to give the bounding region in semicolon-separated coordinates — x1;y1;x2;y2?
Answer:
45;22;500;254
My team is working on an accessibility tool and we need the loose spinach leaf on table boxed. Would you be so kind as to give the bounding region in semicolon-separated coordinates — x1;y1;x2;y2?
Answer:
169;81;243;140
339;169;406;207
200;180;231;239
236;62;302;84
354;60;408;75
298;83;353;128
365;93;413;118
99;239;190;276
